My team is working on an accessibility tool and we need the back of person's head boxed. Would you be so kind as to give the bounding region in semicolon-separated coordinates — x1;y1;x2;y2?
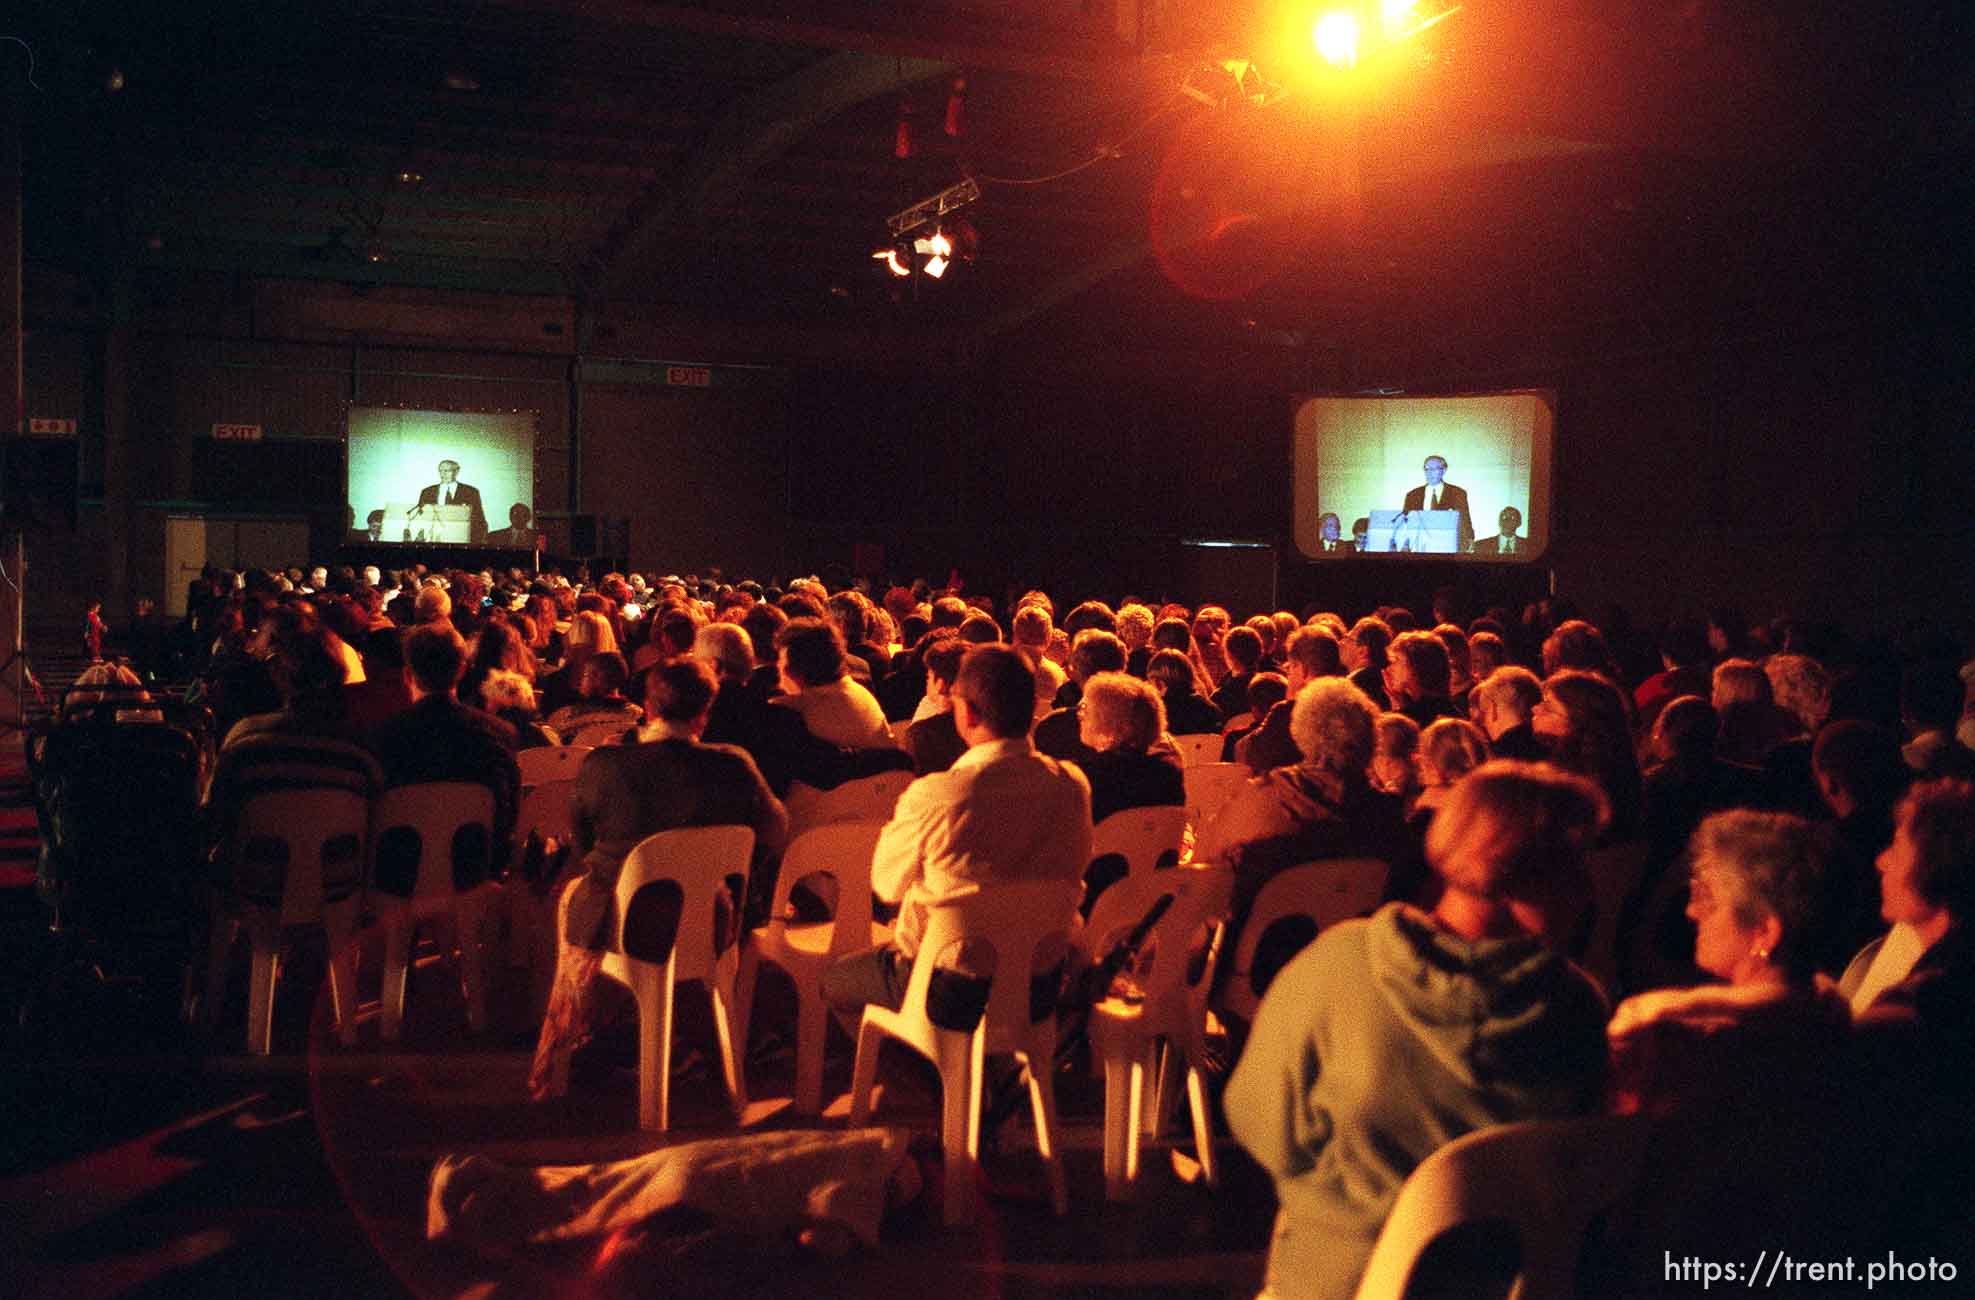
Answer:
1660;619;1711;669
1433;623;1471;678
1420;717;1491;786
1689;809;1830;981
566;609;618;657
1384;608;1419;635
1146;648;1198;697
1426;761;1609;902
1283;625;1343;678
1069;628;1128;683
1763;653;1832;734
1150;618;1192;654
826;590;871;647
414;584;452;625
1474;665;1541;722
1467;630;1507;681
1896;778;1975;920
1711;658;1772;710
1080;671;1165;754
480;668;538;716
1348;616;1392;668
929;595;970;630
1372;712;1423;794
404;623;468;695
1011;603;1053;650
922;631;969;692
1116;603;1155;650
647;655;718;724
954;644;1035;738
1290;677;1379;773
1222;625;1263;673
1247;671;1289;717
1389;630;1453;697
899;612;931;649
1813;720;1909;810
1542;618;1612;676
693;622;754;683
777;617;846;687
1652;694;1720;763
778;591;827;622
579;651;629;699
658;607;701;657
957;612;1002;644
741;601;789;665
1244;614;1279;656
1063;600;1118;637
1901;660;1967;733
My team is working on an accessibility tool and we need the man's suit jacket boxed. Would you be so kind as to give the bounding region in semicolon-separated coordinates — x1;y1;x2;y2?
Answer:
1401;482;1474;553
415;482;488;542
1471;533;1525;558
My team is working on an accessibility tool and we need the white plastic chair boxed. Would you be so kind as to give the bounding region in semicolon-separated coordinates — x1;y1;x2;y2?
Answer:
1173;733;1224;768
734;819;889;1114
568;720;633;749
1219;858;1388;1025
370;781;500;1041
515;744;592;788
847;879;1081;1225
1081;868;1234;1200
1353;1114;1651;1300
587;824;757;1131
1183;761;1252;837
783;768;913;837
206;785;370;1053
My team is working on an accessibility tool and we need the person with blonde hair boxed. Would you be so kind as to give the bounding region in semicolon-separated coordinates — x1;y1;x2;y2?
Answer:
1075;671;1184;825
1413;717;1491;821
1227;760;1609;1300
1370;712;1422;800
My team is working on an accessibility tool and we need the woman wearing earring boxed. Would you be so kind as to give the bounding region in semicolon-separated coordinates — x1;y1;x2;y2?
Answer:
1607;809;1849;1113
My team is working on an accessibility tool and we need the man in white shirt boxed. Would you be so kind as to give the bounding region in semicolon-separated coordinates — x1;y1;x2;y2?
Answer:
822;644;1091;1024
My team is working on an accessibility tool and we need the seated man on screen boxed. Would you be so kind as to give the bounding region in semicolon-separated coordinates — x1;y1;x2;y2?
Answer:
1314;511;1350;555
1471;506;1526;557
414;459;488;543
486;503;536;548
1400;454;1474;553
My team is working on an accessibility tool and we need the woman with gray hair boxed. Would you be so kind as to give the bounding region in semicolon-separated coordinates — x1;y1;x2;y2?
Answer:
1197;677;1410;927
1076;671;1184;825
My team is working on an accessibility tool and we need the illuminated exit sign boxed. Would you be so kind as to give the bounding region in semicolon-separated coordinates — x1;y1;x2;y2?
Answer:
212;423;264;442
28;417;77;434
664;366;711;388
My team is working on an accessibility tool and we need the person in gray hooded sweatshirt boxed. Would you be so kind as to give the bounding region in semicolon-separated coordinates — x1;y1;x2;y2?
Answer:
1225;760;1612;1300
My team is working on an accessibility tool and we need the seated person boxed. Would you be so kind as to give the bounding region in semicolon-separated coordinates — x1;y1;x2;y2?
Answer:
544;651;643;742
530;657;788;1099
1146;647;1223;736
1411;717;1490;825
902;633;969;776
1222;671;1288;762
1033;629;1128;766
1384;630;1464;728
1077;671;1185;826
1236;625;1344;774
1225;762;1610;1300
774;618;892;750
1197;677;1408;934
821;646;1089;1027
1370;712;1422;801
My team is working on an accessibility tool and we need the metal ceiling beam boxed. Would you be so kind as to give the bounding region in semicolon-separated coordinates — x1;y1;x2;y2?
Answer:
582;48;952;299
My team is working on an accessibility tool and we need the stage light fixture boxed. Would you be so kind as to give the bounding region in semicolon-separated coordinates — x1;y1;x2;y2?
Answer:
872;246;911;276
1380;0;1419;36
915;231;953;278
1313;11;1361;68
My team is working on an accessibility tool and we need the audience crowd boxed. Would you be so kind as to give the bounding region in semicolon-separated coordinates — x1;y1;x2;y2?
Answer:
66;557;1975;1294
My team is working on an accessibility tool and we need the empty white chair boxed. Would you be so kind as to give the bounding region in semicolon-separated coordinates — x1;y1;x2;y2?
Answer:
370;781;501;1041
1173;733;1223;768
207;785;370;1053
1353;1115;1651;1300
848;879;1081;1225
1081;868;1234;1200
783;768;913;837
1219;858;1388;1025
584;824;757;1131
1182;761;1252;837
734;819;889;1114
1084;804;1187;913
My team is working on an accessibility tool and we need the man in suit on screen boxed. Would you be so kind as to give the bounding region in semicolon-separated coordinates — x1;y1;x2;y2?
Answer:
1471;506;1527;557
1400;454;1474;553
414;459;487;543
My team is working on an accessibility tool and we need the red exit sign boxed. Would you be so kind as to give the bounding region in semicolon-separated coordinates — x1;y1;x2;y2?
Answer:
212;423;264;442
664;366;711;388
28;417;77;434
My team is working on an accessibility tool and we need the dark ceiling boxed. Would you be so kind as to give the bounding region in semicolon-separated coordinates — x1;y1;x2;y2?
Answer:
11;0;1969;361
